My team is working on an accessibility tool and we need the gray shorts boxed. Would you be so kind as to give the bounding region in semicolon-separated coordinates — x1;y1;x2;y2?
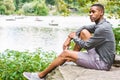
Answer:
76;48;108;70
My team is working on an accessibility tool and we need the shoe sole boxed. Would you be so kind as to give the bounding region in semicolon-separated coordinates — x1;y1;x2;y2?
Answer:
23;72;31;80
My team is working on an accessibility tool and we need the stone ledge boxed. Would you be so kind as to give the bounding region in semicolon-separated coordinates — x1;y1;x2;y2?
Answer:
46;55;120;80
46;64;120;80
113;55;120;67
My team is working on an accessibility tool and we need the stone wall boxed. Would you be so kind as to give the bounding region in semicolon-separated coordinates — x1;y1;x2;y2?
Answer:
46;55;120;80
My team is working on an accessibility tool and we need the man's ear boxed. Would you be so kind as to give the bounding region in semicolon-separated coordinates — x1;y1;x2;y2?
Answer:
98;8;104;16
100;10;104;16
101;11;104;15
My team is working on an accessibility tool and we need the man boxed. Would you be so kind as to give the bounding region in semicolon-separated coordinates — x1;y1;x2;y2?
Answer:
23;3;116;80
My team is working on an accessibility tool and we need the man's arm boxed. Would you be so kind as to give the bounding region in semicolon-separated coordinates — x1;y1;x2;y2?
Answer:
73;27;106;50
63;24;96;50
63;35;72;50
76;24;95;37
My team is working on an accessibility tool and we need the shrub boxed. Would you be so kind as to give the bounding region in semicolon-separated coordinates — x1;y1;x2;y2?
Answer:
113;27;120;54
0;5;6;14
22;1;49;16
0;48;56;80
34;1;49;16
22;2;34;15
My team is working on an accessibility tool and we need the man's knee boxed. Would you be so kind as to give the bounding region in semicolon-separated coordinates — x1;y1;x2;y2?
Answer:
80;29;91;40
80;29;90;36
59;50;72;59
60;50;69;56
59;50;66;57
58;50;69;61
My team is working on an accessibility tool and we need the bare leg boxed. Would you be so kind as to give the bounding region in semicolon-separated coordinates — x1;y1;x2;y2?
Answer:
74;29;92;51
73;43;81;51
80;29;92;41
38;50;79;78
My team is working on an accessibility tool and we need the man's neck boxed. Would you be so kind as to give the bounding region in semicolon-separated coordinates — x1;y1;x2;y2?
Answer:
95;17;104;24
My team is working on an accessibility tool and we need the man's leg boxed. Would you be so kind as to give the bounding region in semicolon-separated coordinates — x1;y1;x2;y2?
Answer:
74;29;92;51
38;50;79;78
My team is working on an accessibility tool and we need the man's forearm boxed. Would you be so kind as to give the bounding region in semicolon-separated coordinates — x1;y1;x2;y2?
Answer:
63;36;72;50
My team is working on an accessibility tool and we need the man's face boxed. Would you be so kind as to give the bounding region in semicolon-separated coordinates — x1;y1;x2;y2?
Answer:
89;6;103;22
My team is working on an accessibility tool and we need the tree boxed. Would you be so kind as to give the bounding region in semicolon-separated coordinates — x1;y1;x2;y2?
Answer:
106;0;120;18
0;0;6;14
45;0;56;5
22;0;49;16
3;0;15;15
34;0;49;16
55;0;70;16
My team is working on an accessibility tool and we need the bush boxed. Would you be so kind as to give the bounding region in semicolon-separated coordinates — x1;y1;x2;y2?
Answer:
34;1;49;16
22;2;35;15
0;48;56;80
105;0;120;18
21;1;48;16
0;5;6;14
113;27;120;54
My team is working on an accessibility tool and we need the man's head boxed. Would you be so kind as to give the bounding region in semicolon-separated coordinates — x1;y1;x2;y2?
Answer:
89;4;104;23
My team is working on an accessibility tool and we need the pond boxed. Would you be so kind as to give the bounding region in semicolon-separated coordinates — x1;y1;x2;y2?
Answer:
0;16;119;54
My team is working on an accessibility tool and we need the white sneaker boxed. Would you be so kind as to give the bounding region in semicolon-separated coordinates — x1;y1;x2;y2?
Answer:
23;72;44;80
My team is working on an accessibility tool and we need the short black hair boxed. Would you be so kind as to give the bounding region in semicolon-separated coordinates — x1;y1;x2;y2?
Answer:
91;3;104;13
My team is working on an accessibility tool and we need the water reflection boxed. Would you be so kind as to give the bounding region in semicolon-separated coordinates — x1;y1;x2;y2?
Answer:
0;26;75;53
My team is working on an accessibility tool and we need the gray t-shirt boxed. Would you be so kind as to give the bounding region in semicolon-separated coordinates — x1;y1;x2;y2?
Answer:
73;18;116;68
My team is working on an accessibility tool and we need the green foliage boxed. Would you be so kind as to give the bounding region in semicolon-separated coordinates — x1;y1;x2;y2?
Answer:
105;0;120;18
0;0;120;16
22;2;35;15
34;0;49;16
77;0;89;7
113;27;120;54
0;0;6;14
0;5;6;14
56;0;70;16
3;0;15;15
45;0;56;5
69;40;75;50
15;9;24;15
22;0;48;16
78;1;92;15
0;48;56;80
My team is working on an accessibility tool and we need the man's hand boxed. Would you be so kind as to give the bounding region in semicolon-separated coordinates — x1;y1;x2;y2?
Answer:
63;37;71;50
63;32;76;50
68;32;76;39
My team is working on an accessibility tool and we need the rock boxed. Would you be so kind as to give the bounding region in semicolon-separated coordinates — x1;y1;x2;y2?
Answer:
46;55;120;80
46;64;120;80
113;55;120;67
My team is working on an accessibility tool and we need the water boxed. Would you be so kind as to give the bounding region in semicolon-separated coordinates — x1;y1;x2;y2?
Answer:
0;26;71;53
0;16;119;54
